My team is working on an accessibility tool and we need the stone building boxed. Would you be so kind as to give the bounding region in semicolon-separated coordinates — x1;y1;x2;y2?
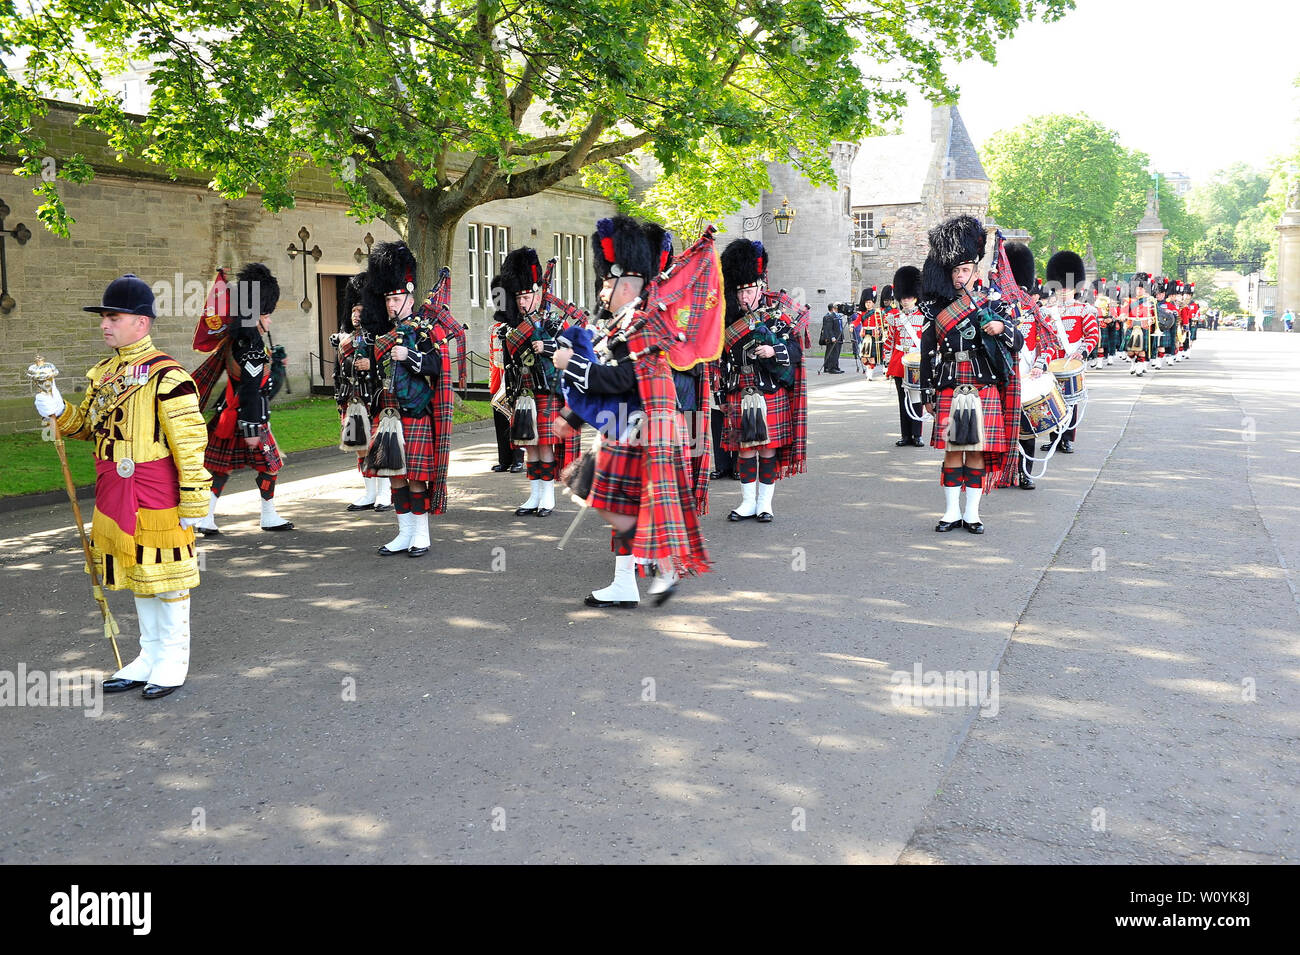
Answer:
712;104;990;308
0;103;615;433
849;105;990;298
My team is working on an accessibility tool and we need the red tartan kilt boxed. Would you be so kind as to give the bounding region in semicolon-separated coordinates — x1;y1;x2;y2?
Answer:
588;440;643;516
930;384;1009;453
204;424;284;474
721;387;792;452
362;413;437;482
510;390;564;448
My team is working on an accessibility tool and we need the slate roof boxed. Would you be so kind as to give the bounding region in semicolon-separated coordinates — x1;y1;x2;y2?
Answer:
850;105;988;207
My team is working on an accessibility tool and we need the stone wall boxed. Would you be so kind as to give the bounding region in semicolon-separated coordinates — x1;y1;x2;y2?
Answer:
0;105;616;433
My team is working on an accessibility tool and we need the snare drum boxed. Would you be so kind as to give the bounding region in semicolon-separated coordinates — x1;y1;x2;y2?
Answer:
1049;357;1086;405
1020;373;1068;439
902;352;921;391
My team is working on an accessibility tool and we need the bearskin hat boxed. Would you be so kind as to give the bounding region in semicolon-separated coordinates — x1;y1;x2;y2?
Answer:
1046;250;1086;294
497;247;543;297
594;216;655;281
721;237;767;288
1005;242;1036;291
880;284;895;305
343;271;367;311
921;215;986;299
857;285;877;310
721;237;768;323
1133;271;1151;292
233;263;279;325
641;222;675;277
892;265;921;302
367;241;417;297
340;271;371;333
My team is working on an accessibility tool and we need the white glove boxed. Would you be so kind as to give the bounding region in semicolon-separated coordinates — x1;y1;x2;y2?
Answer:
35;386;65;419
180;517;204;529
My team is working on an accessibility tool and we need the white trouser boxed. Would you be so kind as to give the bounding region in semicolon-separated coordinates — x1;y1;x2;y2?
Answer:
115;590;191;687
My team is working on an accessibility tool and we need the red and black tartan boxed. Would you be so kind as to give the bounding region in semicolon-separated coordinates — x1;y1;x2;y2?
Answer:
205;424;284;475
721;384;792;452
588;439;643;516
929;378;1011;455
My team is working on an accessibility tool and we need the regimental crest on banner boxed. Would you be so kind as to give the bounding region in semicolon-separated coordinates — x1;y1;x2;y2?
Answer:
643;226;724;371
192;268;230;353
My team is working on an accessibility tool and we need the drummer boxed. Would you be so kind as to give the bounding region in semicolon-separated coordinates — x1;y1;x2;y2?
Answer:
1001;242;1059;490
883;266;925;447
1041;251;1098;455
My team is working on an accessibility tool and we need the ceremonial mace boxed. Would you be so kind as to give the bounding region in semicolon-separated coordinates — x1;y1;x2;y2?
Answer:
26;356;123;669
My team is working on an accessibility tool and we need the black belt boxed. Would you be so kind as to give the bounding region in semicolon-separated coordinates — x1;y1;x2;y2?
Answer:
939;350;973;362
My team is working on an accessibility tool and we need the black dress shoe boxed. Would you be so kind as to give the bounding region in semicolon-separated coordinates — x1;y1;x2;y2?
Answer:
963;521;985;534
261;521;294;531
935;519;962;532
1058;439;1074;453
537;507;553;517
757;512;773;523
508;462;524;473
583;594;639;609
195;526;221;537
490;463;510;472
895;438;911;446
103;678;145;693
346;502;374;511
1018;473;1036;490
515;505;540;516
911;437;925;447
373;502;392;512
407;546;429;558
142;683;179;700
377;544;404;555
727;510;757;522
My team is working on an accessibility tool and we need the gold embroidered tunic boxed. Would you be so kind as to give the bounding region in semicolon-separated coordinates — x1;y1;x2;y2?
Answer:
55;336;211;595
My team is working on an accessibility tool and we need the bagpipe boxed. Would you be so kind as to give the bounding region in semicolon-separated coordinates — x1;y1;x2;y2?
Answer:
416;268;468;392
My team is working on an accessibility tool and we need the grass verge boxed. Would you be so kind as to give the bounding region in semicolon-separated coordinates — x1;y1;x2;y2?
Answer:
0;395;490;499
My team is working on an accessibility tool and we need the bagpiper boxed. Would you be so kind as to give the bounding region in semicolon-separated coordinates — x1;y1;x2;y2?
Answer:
882;266;925;447
334;271;392;513
918;216;1023;534
495;247;580;518
35;275;211;699
551;215;709;607
337;241;452;558
193;263;293;536
719;238;809;524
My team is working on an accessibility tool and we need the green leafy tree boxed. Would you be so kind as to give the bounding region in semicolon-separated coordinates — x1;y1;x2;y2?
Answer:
1208;286;1241;313
985;113;1199;280
1;0;1072;278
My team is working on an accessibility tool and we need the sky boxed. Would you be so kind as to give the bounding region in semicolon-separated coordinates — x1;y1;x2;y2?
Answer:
940;0;1299;183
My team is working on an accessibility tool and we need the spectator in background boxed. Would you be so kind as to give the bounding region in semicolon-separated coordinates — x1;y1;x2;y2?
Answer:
819;303;845;374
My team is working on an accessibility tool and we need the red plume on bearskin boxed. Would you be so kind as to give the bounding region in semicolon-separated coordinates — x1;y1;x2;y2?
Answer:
643;226;723;372
593;216;654;280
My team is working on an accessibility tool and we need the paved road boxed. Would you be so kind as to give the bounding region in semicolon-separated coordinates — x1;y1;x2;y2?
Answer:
1;330;1295;863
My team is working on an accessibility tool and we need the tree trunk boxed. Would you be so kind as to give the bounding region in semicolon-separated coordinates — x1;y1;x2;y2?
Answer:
404;191;462;295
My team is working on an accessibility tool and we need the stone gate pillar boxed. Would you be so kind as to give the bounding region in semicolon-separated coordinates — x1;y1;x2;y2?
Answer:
1275;181;1300;329
1134;189;1167;277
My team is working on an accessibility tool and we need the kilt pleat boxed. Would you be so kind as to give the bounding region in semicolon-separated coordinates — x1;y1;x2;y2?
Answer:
589;440;643;516
204;425;284;474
